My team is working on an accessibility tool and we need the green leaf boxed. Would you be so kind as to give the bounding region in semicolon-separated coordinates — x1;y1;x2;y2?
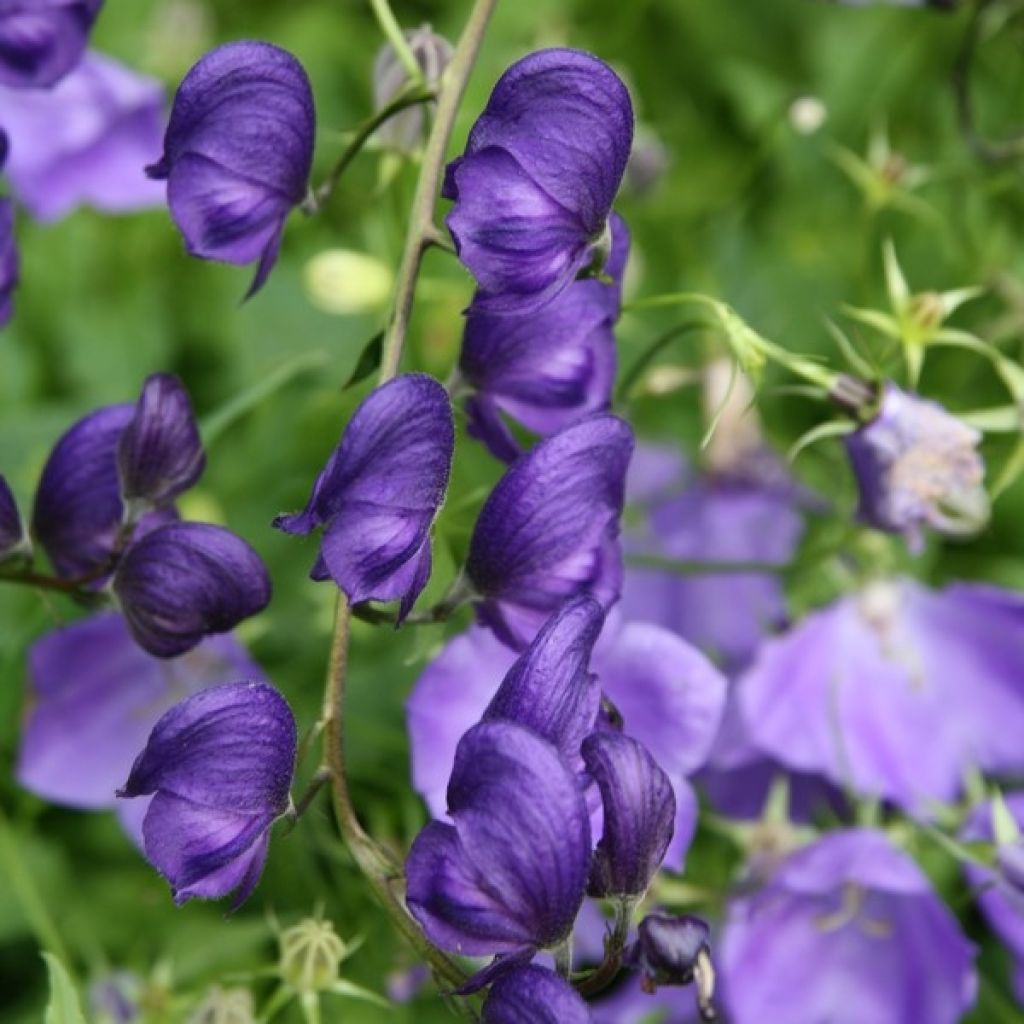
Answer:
42;954;86;1024
328;978;392;1009
991;791;1021;847
340;331;384;392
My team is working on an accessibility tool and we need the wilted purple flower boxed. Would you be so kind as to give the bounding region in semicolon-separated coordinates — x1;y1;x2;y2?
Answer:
0;0;102;89
406;720;590;960
113;522;271;658
147;40;315;296
461;214;629;462
482;965;591;1024
119;681;296;906
0;193;17;327
0;52;165;221
444;48;633;314
466;414;633;649
117;372;204;510
719;828;976;1024
274;374;453;621
0;473;26;558
844;383;986;549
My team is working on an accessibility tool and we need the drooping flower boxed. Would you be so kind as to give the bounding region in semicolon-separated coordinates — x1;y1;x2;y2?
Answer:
0;52;165;221
482;965;591;1024
118;681;296;906
719;829;976;1024
147;40;315;296
0;473;26;558
466;414;633;649
113;522;270;658
844;383;987;549
460;213;629;462
443;48;633;314
626;913;716;1020
405;720;591;960
273;374;454;622
0;0;103;89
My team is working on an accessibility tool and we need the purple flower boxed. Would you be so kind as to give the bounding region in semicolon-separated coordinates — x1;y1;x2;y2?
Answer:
0;472;26;558
467;414;633;649
460;214;629;462
0;192;17;327
405;720;591;959
147;41;315;296
736;578;1024;811
482;965;591;1024
844;383;986;549
584;731;675;899
118;681;295;906
443;48;633;314
113;522;271;658
0;0;102;89
627;913;712;990
0;52;165;221
273;374;454;622
719;829;976;1024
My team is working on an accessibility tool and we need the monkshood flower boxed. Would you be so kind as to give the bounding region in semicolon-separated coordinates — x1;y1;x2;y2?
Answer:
443;48;633;314
147;40;315;296
466;414;633;649
0;191;16;327
482;965;590;1024
0;473;27;559
406;720;590;963
844;383;986;549
737;578;1024;811
626;914;716;1020
719;829;976;1024
118;681;296;906
0;0;102;89
113;522;271;658
0;52;165;221
460;214;629;463
274;374;454;621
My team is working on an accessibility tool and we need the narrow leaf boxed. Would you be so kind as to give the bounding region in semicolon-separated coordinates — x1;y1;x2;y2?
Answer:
42;954;86;1024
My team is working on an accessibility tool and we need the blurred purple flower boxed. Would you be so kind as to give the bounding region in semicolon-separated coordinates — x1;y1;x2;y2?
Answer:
0;0;102;89
113;521;271;658
0;472;26;557
0;52;165;221
444;48;633;314
89;971;141;1024
118;681;296;906
147;40;315;296
719;829;976;1024
0;185;17;326
467;414;633;649
274;374;453;622
482;965;591;1023
460;213;629;462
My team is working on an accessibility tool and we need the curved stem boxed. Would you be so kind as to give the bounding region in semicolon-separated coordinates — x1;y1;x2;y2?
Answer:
369;0;424;84
616;321;707;403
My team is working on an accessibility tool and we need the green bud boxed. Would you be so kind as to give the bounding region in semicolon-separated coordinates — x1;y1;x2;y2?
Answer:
279;918;348;993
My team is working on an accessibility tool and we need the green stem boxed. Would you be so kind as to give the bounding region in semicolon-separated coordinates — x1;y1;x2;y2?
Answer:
574;898;635;997
616;322;706;403
369;0;424;84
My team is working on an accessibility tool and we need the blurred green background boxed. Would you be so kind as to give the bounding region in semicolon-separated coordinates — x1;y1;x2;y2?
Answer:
2;0;1024;1020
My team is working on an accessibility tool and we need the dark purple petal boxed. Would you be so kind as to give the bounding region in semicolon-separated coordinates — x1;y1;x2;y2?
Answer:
0;472;25;556
406;721;591;955
0;52;165;221
113;521;271;658
482;965;591;1024
118;373;205;508
149;40;314;295
0;196;18;327
626;913;711;988
0;0;102;89
583;732;675;898
467;414;633;650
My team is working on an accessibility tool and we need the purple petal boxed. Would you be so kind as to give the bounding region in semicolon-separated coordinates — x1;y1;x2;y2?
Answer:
482;965;591;1024
0;472;24;555
0;196;17;327
465;394;528;463
0;0;102;89
627;913;712;988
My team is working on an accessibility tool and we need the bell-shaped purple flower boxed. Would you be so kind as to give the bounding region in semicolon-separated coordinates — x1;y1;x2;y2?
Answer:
118;681;296;906
461;214;629;462
273;374;453;621
0;473;26;558
482;965;591;1024
147;40;315;296
719;829;976;1024
467;414;633;649
844;383;986;549
583;731;675;899
0;193;17;327
406;720;591;958
0;52;165;221
117;372;204;510
113;522;271;658
0;0;102;89
443;48;633;314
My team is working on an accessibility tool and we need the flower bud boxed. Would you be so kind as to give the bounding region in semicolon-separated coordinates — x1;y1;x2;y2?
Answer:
187;987;255;1024
0;474;27;560
279;918;348;993
0;0;103;89
627;913;717;1020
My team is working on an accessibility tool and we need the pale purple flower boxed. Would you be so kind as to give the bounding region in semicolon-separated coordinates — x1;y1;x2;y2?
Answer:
482;965;591;1023
0;0;102;89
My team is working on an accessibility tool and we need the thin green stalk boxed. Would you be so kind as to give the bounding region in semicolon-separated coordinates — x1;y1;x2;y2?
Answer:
616;321;706;403
369;0;424;84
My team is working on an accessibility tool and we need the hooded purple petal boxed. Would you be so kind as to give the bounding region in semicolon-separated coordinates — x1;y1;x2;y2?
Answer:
719;829;976;1024
0;472;25;556
627;913;712;989
117;372;204;508
0;0;102;89
467;414;633;650
0;195;16;327
482;965;591;1024
0;52;165;221
406;720;591;956
113;521;271;658
273;374;453;620
148;40;314;295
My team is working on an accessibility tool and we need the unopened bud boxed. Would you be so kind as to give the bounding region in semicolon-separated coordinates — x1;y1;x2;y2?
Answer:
187;987;255;1024
279;918;348;993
